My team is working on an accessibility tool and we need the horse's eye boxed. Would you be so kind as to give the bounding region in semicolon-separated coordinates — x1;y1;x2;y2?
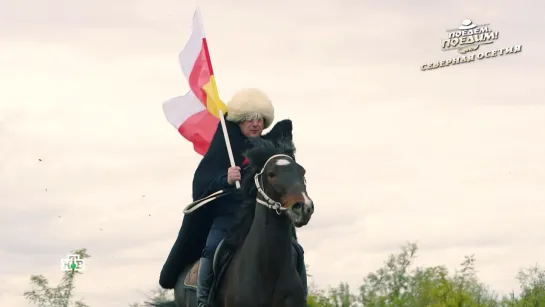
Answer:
267;171;276;178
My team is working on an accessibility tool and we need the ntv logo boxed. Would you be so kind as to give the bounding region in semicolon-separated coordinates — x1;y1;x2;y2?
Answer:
61;254;85;272
441;19;499;54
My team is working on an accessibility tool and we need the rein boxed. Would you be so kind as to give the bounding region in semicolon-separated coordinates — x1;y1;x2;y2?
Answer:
183;153;295;215
254;154;293;215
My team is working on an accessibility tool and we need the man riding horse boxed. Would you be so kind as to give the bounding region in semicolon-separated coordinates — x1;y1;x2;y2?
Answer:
159;88;308;307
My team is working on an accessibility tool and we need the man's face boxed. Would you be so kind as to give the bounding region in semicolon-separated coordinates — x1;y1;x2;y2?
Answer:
239;119;264;138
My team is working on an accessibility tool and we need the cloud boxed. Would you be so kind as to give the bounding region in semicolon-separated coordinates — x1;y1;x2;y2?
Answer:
1;0;544;306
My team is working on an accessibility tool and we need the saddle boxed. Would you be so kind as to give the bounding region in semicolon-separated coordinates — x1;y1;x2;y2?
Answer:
183;239;231;289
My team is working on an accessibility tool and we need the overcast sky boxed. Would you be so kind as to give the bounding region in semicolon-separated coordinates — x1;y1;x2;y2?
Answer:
1;0;544;306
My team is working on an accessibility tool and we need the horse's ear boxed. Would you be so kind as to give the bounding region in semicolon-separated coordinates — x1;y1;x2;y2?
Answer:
276;137;296;159
262;119;292;142
243;138;276;169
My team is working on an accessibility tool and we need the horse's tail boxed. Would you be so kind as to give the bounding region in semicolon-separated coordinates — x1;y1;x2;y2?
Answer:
144;299;177;307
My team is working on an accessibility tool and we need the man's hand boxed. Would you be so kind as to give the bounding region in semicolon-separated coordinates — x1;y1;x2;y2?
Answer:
227;166;241;185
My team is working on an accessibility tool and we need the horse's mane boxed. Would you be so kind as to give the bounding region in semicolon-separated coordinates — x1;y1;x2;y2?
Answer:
223;137;296;249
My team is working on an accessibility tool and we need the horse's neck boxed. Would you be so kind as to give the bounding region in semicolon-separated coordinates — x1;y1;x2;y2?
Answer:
244;201;293;266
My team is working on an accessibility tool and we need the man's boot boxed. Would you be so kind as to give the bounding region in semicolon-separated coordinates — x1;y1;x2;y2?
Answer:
196;257;214;307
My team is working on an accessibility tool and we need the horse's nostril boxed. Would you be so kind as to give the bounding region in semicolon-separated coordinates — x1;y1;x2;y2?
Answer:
292;202;303;210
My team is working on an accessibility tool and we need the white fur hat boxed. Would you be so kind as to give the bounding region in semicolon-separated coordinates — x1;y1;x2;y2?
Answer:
226;88;275;129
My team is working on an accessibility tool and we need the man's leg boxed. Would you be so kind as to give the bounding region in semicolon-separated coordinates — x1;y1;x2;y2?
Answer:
197;225;224;307
196;257;213;307
292;239;308;302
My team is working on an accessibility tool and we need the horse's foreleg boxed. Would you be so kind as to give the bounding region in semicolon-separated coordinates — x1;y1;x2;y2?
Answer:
275;296;306;307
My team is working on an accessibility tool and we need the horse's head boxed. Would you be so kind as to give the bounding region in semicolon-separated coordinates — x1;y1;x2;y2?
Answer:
243;138;314;227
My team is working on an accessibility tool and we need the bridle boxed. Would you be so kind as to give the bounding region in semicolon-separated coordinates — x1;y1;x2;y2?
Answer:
253;154;294;215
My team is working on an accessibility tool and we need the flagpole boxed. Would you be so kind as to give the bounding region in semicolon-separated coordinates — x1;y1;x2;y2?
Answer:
217;110;240;189
199;8;241;189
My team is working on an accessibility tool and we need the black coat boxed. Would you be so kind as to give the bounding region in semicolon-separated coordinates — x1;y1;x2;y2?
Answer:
159;116;293;289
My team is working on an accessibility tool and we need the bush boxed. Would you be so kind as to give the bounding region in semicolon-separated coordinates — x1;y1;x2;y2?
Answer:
24;245;545;307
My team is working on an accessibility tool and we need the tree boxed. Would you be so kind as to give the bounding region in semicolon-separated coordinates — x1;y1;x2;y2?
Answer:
500;264;545;306
24;248;90;307
308;242;545;307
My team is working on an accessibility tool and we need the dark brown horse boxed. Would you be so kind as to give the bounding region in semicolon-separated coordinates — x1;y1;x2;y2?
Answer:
151;137;314;307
